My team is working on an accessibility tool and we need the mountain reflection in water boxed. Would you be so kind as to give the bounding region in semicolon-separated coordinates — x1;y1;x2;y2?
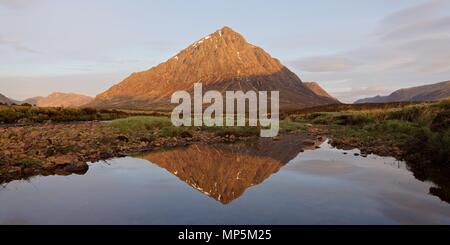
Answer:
139;135;324;204
1;137;450;224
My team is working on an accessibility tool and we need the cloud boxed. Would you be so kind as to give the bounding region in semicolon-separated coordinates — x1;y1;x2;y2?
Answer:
0;36;39;53
290;0;450;103
289;55;360;72
397;36;450;73
380;15;450;41
376;0;450;41
380;0;447;27
329;86;391;104
0;0;42;9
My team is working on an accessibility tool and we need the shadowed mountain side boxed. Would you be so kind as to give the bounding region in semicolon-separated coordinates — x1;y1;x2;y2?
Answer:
0;93;14;105
139;135;325;204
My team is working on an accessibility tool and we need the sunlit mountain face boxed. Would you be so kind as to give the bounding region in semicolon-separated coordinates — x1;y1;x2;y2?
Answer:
139;135;325;204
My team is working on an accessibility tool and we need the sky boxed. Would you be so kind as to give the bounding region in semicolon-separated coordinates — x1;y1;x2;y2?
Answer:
1;0;449;103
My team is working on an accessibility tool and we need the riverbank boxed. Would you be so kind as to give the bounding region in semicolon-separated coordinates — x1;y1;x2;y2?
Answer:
289;100;450;202
290;99;449;165
0;116;323;184
1;100;448;188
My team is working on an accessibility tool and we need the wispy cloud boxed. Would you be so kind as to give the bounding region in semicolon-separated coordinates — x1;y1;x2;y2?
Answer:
377;0;450;42
380;0;446;27
0;36;39;53
290;0;450;102
330;86;391;104
289;55;360;72
0;0;42;9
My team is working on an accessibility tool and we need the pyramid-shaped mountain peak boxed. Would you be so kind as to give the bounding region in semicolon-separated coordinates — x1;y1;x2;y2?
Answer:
186;26;248;52
93;27;338;110
216;26;245;39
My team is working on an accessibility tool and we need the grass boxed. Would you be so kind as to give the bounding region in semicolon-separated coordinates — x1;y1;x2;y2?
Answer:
108;116;195;138
17;158;42;168
279;117;308;132
108;115;296;138
0;105;132;124
108;116;173;132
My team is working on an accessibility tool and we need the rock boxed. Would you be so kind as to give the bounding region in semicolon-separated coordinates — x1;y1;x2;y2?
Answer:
22;168;35;175
116;135;129;142
354;153;360;156
180;131;193;138
303;140;316;146
42;162;55;170
29;131;41;138
63;163;88;174
17;118;32;125
54;169;71;176
8;166;21;175
99;152;113;159
47;155;76;166
117;152;128;158
140;137;152;143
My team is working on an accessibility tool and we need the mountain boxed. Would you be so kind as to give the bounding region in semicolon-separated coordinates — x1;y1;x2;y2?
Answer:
355;81;450;104
93;26;337;111
22;96;44;105
0;93;14;104
304;82;338;101
26;92;93;108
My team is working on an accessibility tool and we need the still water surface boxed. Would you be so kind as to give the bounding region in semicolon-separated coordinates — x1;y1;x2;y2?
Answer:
0;137;449;224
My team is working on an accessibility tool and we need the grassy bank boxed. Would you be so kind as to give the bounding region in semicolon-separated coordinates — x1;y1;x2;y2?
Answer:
108;114;308;139
291;100;450;166
0;105;132;124
107;116;276;138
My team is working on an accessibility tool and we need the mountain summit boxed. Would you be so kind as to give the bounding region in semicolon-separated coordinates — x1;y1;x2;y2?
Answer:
94;26;337;110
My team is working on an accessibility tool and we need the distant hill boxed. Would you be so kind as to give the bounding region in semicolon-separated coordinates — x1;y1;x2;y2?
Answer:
22;96;44;105
92;26;337;111
304;82;339;102
355;81;450;104
25;92;93;108
0;93;14;104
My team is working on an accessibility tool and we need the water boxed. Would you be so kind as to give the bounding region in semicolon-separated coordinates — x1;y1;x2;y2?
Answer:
0;136;449;224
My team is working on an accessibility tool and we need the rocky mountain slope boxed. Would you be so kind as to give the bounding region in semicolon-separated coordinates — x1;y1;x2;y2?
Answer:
304;82;338;101
93;27;337;111
355;80;450;104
